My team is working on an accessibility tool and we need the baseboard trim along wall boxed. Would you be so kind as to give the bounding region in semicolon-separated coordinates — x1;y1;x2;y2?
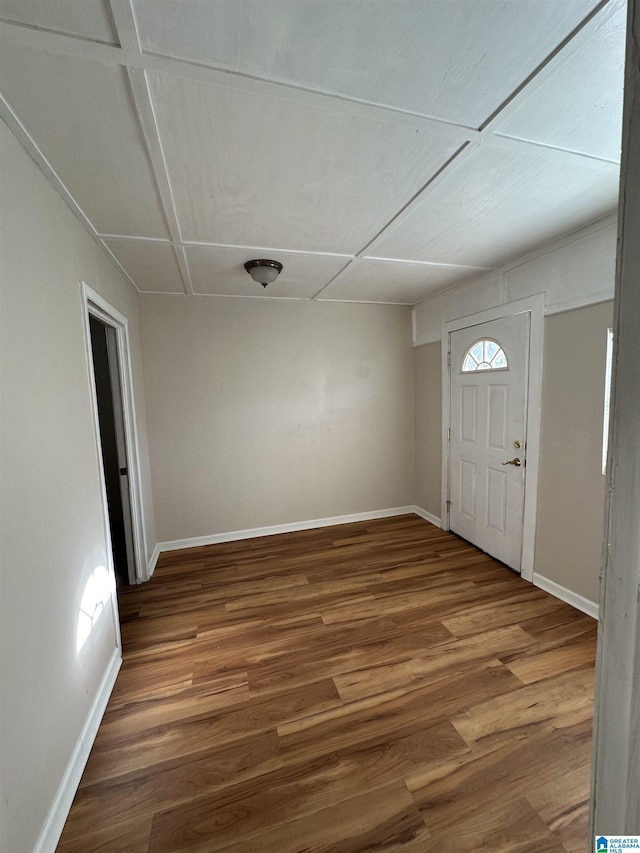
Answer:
156;506;443;554
153;516;600;622
412;506;442;527
34;648;122;853
533;572;600;620
148;543;160;578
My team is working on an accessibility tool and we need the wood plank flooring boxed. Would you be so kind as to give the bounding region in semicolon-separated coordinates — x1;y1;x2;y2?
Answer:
57;515;598;852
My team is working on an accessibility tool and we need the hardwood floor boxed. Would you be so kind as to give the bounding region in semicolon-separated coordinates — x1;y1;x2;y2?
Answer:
57;515;597;852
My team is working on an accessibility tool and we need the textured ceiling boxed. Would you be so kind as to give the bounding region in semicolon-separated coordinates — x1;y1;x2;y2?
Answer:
0;0;626;304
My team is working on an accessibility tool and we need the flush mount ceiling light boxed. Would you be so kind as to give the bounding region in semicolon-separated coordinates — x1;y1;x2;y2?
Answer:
244;259;283;288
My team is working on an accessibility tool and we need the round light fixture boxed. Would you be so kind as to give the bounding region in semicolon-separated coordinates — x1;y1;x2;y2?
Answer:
244;259;283;288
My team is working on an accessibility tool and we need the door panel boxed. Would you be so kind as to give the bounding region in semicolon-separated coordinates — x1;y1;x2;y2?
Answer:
460;459;477;519
449;313;529;570
488;385;508;449
487;467;507;533
461;386;477;443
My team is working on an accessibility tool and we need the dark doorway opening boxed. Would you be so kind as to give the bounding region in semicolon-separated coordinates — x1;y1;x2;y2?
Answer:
88;315;133;587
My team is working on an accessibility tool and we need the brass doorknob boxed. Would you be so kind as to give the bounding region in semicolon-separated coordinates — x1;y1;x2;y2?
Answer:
501;457;521;467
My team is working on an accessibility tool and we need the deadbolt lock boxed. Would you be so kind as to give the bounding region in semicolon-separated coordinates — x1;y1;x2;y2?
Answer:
513;440;522;449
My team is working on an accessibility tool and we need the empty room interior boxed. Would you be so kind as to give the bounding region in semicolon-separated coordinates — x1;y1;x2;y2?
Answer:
1;1;638;851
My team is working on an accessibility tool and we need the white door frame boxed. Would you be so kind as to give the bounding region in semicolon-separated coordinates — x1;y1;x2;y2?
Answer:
591;0;640;831
441;293;545;582
81;282;148;584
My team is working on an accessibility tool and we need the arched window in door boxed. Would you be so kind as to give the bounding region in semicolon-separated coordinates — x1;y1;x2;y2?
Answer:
462;339;508;372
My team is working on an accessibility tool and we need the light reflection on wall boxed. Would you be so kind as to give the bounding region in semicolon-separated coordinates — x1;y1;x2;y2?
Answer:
76;565;114;653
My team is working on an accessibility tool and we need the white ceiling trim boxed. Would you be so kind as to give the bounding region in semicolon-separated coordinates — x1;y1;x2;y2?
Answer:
316;297;414;307
108;0;140;52
479;0;619;132
96;235;356;262
362;256;491;272
355;142;477;258
0;88;142;292
124;69;192;294
95;234;488;275
487;133;620;167
0;2;623;305
412;209;618;326
501;210;618;274
107;0;192;295
126;69;182;244
95;234;174;244
0;0;625;173
181;292;314;302
484;0;625;158
309;255;490;304
99;239;140;293
0;0;625;171
346;0;622;261
0;90;96;236
93;234;494;273
174;245;191;296
0;19;478;144
182;240;353;260
310;260;355;301
0;9;621;168
359;142;485;259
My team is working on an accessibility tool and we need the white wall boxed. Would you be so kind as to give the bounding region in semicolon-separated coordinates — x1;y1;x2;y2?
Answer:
534;302;612;605
139;296;415;544
413;216;616;612
0;120;155;852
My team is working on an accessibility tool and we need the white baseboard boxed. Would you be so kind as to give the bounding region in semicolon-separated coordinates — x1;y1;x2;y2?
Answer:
533;573;599;620
34;648;122;853
156;506;419;554
147;543;160;579
411;505;442;527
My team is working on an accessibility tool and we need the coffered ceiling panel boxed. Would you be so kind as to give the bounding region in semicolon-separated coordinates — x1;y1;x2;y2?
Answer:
149;71;462;253
134;0;241;69
371;145;619;268
0;41;170;239
104;239;185;293
318;259;488;304
186;245;350;299
135;0;602;128
0;0;117;44
495;3;626;163
0;0;625;304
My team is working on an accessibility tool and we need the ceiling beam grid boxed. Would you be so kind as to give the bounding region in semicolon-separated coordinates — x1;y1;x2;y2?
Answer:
0;0;623;302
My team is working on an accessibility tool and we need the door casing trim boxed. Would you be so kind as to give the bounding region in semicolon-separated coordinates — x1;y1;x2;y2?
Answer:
441;293;545;583
81;282;149;584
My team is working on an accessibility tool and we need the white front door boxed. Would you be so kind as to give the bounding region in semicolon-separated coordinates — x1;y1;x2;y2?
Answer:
448;313;529;571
